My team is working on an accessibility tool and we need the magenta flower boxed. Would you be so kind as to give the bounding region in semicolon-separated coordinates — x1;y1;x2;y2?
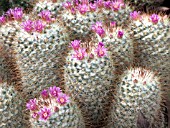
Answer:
89;3;97;11
63;1;72;9
26;98;38;111
110;21;116;27
73;0;79;6
6;9;14;19
78;4;89;14
130;11;140;20
73;48;87;60
81;0;89;5
150;14;159;24
70;40;81;50
96;0;104;8
117;30;124;38
38;10;52;22
96;27;105;37
91;21;103;31
111;0;123;11
49;86;61;97
32;112;39;119
104;1;111;9
95;42;107;57
0;15;6;25
57;93;70;105
21;20;34;32
41;89;49;98
71;7;76;14
38;107;51;121
12;7;23;21
98;42;104;47
34;20;45;32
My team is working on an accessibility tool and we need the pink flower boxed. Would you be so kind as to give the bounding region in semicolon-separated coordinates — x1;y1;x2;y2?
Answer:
96;0;104;8
130;11;140;20
26;98;38;111
91;21;103;31
78;4;89;14
96;27;105;37
57;93;70;105
150;14;159;24
110;21;116;27
21;20;34;32
41;89;49;98
73;0;79;6
6;9;14;19
111;0;124;11
104;1;111;9
117;30;124;38
95;42;107;57
80;0;88;5
70;40;81;50
63;1;72;9
0;15;6;25
12;7;23;21
38;10;52;22
32;112;39;119
89;3;97;11
98;42;104;47
34;20;45;32
73;48;87;60
71;7;76;14
38;107;51;121
49;86;62;97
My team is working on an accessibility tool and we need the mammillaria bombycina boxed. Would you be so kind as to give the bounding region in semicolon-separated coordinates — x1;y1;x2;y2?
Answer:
27;86;85;127
64;39;114;127
111;67;166;128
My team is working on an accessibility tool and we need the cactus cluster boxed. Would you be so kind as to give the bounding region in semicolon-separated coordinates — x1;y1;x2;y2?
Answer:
0;0;169;128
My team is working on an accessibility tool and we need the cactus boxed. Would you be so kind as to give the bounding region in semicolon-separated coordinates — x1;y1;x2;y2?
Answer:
111;67;165;128
27;86;85;128
129;11;170;94
64;41;115;127
0;82;25;127
0;0;169;127
12;20;70;99
33;0;64;15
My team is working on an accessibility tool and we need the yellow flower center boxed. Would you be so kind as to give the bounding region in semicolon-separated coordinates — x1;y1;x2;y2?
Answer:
43;112;48;117
60;98;65;103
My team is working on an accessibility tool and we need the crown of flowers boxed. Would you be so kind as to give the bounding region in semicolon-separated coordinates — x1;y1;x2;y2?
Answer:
26;86;70;121
70;40;108;60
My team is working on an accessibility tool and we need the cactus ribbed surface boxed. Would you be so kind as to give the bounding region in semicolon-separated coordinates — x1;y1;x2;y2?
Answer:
64;45;115;127
130;13;170;91
12;21;69;98
0;82;24;128
0;0;169;127
111;67;165;128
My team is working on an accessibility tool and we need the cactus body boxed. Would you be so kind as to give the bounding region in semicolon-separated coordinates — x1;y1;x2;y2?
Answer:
130;13;170;89
64;48;115;127
0;82;25;128
0;21;70;99
111;68;165;128
33;0;64;15
30;100;85;128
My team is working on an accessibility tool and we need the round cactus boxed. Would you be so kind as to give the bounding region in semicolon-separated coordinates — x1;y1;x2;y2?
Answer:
111;67;165;128
129;12;170;90
0;82;26;127
27;86;85;128
9;20;70;99
64;41;115;127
